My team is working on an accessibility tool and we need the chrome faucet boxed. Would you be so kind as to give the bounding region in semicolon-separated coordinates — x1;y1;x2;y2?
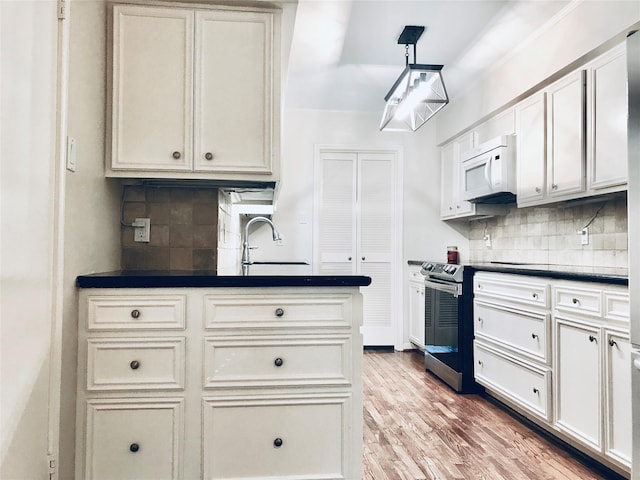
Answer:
241;216;281;276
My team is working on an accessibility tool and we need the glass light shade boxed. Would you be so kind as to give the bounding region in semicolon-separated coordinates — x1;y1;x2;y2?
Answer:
380;64;449;132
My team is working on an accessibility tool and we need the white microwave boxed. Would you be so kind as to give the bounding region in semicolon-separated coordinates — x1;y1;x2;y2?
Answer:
460;135;516;203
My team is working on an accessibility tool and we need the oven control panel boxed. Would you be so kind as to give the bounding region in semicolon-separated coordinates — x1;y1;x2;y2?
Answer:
421;262;463;282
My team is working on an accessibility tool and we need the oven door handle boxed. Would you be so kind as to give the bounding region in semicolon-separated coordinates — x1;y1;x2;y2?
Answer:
424;278;462;297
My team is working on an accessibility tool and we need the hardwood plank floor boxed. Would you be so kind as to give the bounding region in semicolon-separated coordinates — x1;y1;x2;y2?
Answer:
362;350;626;480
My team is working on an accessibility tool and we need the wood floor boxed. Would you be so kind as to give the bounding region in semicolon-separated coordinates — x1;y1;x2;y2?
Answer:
362;350;626;480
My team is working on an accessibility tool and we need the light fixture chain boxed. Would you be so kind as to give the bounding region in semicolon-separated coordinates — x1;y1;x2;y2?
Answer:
405;44;409;66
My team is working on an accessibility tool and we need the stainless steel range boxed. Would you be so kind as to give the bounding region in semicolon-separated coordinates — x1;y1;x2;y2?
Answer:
420;261;476;393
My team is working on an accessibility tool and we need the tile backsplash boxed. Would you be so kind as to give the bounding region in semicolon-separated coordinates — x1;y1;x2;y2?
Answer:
121;186;218;271
468;196;628;268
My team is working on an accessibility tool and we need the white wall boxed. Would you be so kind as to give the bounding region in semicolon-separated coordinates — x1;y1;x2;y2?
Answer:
0;1;59;477
436;1;640;144
58;1;121;478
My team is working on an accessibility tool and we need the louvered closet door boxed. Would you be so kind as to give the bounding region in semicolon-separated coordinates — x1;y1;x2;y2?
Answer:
316;150;397;347
358;153;394;346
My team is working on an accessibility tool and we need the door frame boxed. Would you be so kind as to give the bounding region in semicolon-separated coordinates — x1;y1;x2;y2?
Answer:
313;145;404;350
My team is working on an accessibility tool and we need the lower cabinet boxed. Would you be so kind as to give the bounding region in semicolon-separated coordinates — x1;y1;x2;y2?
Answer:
76;287;364;479
473;272;631;476
408;264;425;349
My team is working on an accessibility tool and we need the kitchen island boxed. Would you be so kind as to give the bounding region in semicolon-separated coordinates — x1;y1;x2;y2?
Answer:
75;272;370;480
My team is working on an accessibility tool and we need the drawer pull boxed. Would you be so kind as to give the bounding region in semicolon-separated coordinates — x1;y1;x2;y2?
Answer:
130;309;141;319
477;317;483;323
274;357;284;367
609;338;617;347
532;293;538;299
130;360;140;370
533;387;539;394
273;437;283;448
275;308;285;317
572;298;580;305
477;360;483;367
172;151;181;159
589;335;597;343
129;443;140;453
205;152;214;161
531;333;539;340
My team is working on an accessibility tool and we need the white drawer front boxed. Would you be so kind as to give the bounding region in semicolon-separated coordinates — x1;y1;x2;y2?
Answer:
474;342;551;421
203;394;350;480
87;338;185;391
204;293;352;329
604;290;630;322
474;273;548;309
554;286;601;317
474;301;549;363
203;335;351;389
87;295;186;330
83;398;184;480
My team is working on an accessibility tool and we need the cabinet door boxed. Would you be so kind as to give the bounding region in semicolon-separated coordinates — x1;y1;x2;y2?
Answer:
408;280;425;348
440;143;456;218
194;10;274;174
515;92;546;205
110;5;193;171
589;45;628;190
546;70;586;198
554;317;601;450
454;133;476;216
604;330;632;466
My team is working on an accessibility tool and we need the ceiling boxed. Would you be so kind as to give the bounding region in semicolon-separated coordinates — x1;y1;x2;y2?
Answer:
284;0;572;113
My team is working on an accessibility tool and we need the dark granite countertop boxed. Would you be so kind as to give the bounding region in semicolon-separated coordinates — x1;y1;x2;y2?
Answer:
76;271;372;289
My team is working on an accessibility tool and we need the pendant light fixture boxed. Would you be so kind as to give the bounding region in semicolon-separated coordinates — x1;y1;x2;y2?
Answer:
380;25;449;132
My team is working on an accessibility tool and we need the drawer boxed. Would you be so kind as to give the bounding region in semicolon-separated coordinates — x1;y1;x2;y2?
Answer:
474;301;550;364
554;285;601;318
604;290;629;322
203;334;351;389
203;393;351;479
82;398;183;480
474;341;551;421
474;273;548;309
86;295;186;330
204;293;352;330
87;338;185;391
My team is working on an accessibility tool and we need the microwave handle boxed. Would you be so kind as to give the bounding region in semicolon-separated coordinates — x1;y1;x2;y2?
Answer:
484;155;492;187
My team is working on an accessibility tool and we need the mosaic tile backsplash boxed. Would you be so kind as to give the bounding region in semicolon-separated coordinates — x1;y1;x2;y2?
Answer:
121;186;218;271
468;196;628;268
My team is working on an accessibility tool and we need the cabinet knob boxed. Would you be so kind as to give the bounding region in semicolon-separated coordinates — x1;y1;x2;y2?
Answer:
130;360;140;370
273;437;283;448
361;257;365;261
477;360;483;366
129;443;140;453
531;333;539;340
204;152;214;161
572;298;580;305
172;151;181;159
609;338;617;347
551;183;558;190
131;309;141;319
274;357;284;367
348;257;352;261
535;187;541;193
477;317;483;323
532;387;539;394
532;293;538;299
274;308;284;317
589;335;597;343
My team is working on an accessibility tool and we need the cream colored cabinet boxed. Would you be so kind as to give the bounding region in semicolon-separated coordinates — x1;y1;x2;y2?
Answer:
587;43;628;191
107;4;280;181
515;92;547;206
546;69;587;200
473;272;552;421
473;272;630;476
408;265;425;349
77;287;364;480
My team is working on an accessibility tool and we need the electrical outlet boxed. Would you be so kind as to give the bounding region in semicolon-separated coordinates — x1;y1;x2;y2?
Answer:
484;234;492;247
133;218;150;243
276;234;284;246
578;228;589;245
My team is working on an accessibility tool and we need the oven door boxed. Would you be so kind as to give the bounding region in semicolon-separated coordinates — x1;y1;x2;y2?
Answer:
424;278;462;370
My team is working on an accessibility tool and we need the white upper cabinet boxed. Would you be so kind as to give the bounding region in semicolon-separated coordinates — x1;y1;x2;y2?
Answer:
515;92;546;205
587;44;628;190
546;69;587;199
107;4;280;182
